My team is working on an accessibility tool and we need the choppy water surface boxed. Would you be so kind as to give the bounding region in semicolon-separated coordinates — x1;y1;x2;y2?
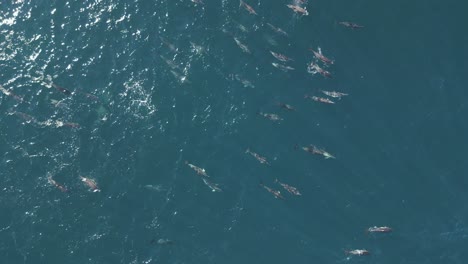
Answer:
1;0;468;263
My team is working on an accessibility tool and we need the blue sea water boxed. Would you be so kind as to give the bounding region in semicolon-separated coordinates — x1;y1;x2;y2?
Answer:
1;0;468;263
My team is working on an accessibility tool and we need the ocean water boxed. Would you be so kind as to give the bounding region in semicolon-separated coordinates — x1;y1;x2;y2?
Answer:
1;0;468;263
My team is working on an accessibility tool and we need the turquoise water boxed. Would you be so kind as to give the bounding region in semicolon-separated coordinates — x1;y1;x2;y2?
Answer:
1;0;468;263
